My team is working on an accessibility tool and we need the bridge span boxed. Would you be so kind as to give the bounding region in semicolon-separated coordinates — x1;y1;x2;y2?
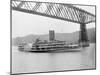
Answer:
11;0;96;47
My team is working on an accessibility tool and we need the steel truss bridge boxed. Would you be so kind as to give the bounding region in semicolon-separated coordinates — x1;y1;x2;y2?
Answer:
11;0;96;47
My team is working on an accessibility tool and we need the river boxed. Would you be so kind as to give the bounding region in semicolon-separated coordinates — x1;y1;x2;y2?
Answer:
12;43;96;74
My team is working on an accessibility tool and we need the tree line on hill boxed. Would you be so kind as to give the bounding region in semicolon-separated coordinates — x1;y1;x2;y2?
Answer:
12;28;96;46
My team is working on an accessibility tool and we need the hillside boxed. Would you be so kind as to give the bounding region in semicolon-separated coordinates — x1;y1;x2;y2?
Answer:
12;28;96;46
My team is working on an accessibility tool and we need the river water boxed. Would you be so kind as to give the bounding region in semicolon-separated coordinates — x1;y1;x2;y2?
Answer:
12;43;96;74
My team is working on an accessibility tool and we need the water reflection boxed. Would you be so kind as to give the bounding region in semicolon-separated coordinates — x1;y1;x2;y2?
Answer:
80;44;95;69
12;43;95;74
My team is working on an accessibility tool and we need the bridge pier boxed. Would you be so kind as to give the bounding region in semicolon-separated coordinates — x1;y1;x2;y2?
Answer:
79;23;89;47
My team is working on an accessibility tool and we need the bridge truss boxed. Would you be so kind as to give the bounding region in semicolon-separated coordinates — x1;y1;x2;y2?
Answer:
11;0;95;24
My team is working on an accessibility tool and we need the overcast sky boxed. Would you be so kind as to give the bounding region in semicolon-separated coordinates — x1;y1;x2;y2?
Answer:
12;1;95;38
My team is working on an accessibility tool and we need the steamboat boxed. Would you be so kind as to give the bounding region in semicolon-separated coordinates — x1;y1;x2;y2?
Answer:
18;30;89;52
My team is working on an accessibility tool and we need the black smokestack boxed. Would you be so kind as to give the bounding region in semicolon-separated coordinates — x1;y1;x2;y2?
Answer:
49;30;55;41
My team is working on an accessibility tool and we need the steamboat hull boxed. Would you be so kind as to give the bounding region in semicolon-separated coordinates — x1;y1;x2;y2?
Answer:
18;46;82;53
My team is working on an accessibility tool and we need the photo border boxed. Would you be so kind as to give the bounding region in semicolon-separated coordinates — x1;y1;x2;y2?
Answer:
10;0;96;74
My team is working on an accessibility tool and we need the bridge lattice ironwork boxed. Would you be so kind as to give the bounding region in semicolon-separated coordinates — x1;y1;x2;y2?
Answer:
11;0;95;24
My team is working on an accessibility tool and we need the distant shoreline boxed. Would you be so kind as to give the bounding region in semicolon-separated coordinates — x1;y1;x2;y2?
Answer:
12;28;95;46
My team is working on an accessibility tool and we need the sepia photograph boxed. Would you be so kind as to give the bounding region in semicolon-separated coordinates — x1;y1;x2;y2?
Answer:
11;0;96;74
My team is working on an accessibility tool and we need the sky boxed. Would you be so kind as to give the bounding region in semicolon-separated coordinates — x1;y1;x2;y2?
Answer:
12;1;95;38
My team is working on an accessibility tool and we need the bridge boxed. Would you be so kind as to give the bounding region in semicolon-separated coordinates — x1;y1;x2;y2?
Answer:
11;0;96;47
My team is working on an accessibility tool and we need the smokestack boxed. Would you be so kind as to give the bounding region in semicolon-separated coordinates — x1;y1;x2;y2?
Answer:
49;30;55;41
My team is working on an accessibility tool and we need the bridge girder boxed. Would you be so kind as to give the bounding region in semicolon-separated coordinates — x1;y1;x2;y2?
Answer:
11;0;95;24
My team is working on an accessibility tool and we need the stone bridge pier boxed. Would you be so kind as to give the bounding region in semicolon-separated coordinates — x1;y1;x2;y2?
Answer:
79;23;89;47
